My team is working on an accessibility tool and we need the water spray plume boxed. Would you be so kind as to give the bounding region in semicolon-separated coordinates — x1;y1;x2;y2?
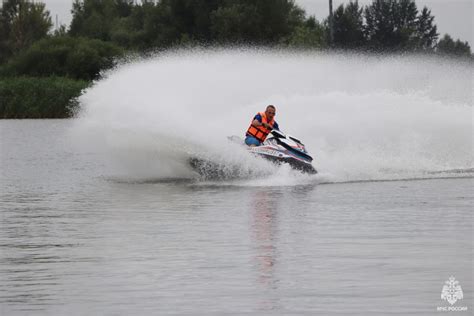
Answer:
73;49;473;184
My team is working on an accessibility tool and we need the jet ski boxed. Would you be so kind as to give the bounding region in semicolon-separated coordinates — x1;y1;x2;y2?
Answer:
189;130;317;178
235;130;317;174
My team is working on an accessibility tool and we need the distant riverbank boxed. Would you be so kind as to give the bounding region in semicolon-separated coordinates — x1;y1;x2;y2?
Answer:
0;77;88;119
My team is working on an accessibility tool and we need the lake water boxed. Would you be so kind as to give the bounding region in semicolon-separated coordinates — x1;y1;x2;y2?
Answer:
0;120;472;315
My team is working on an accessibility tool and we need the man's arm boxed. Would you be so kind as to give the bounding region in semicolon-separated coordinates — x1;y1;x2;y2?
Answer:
251;114;272;129
251;119;261;127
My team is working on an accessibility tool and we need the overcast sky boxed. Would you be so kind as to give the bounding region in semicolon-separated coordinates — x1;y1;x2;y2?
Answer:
40;0;473;45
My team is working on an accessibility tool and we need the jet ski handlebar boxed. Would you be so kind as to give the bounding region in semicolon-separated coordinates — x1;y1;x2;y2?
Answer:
270;130;304;146
270;129;286;139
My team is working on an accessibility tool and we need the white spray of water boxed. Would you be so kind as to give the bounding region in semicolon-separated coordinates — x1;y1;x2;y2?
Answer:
72;49;473;184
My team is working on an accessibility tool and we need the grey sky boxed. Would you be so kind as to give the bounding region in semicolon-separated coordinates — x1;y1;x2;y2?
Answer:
42;0;472;45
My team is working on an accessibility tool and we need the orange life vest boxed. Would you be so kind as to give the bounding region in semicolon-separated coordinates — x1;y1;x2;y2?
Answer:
246;112;275;143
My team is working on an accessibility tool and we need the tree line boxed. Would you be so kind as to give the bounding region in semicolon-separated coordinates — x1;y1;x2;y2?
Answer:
0;0;471;118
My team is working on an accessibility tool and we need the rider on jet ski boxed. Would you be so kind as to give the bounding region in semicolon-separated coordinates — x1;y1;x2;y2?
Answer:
245;105;280;146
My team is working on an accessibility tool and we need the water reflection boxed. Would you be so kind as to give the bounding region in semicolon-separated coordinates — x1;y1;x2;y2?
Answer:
252;191;278;286
249;185;317;312
249;189;281;312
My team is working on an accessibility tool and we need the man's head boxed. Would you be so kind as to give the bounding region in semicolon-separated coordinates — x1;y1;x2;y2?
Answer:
265;105;276;120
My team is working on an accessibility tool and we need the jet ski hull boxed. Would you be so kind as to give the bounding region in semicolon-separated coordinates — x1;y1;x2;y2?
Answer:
255;152;317;174
247;145;317;174
189;132;317;178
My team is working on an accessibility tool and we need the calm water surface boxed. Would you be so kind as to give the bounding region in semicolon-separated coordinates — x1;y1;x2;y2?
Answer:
0;120;472;315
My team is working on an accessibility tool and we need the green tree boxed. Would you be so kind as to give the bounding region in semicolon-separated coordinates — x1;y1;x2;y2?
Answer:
0;15;8;62
210;3;261;43
0;76;89;118
0;0;52;62
255;0;305;43
364;0;418;51
411;7;439;51
0;36;123;80
437;34;471;57
167;0;223;42
285;16;327;48
413;7;438;50
67;0;309;49
69;0;134;41
333;1;365;49
210;0;305;45
109;1;165;50
143;0;192;47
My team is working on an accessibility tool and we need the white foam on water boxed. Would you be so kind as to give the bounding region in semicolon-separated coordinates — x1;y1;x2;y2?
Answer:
72;48;473;185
